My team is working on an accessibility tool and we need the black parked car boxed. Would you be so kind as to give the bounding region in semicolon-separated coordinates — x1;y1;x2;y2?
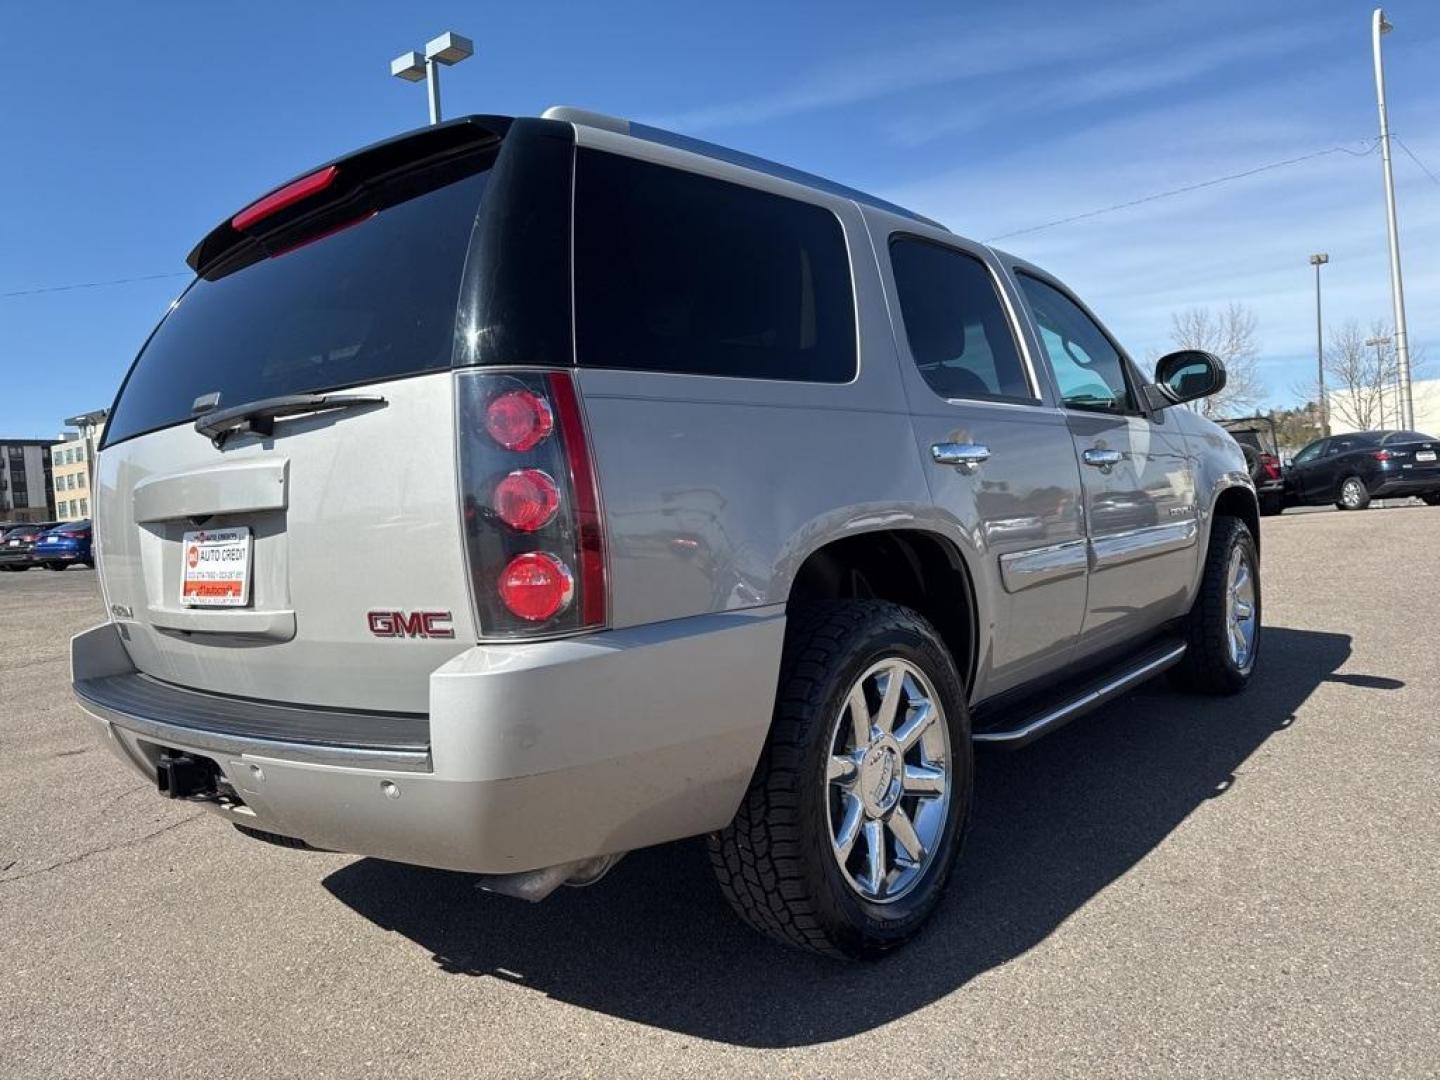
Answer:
0;522;62;570
1285;430;1440;511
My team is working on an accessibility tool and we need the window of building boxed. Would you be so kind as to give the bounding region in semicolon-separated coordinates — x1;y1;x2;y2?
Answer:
888;237;1033;403
79;498;88;517
574;149;857;383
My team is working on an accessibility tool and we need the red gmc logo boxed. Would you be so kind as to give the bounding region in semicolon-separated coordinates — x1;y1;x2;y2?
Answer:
367;610;455;639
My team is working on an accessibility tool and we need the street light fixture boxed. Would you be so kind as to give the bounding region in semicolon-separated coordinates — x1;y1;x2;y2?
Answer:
1310;253;1329;437
1372;8;1414;430
390;31;473;125
1365;335;1394;428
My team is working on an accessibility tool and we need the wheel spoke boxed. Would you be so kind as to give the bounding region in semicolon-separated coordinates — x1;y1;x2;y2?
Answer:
893;701;936;751
873;666;905;735
903;762;945;796
833;794;864;861
863;819;887;893
888;806;925;863
846;683;871;747
1234;599;1253;620
828;753;858;784
1229;623;1246;660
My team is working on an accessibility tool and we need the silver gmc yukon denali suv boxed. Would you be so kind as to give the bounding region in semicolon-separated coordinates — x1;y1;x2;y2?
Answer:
74;108;1260;959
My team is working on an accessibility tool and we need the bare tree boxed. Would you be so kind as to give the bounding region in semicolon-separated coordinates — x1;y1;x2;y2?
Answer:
1167;303;1265;417
1321;319;1417;432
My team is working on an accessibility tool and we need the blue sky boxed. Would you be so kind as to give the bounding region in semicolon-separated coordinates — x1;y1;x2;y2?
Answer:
2;0;1437;436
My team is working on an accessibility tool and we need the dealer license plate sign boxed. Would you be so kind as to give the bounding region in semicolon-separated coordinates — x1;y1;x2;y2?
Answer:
180;528;251;606
1416;450;1436;462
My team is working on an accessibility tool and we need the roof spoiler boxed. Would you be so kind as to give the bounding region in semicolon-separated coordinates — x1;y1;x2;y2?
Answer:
186;115;512;277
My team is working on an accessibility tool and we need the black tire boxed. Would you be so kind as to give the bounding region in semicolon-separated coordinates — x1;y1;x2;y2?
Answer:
1259;493;1284;517
45;562;66;571
1171;516;1260;695
708;600;973;960
1422;493;1440;507
1336;475;1371;511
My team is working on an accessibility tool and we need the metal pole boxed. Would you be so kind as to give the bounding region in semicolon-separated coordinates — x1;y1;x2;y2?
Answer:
1312;254;1328;437
426;60;442;124
1373;9;1413;430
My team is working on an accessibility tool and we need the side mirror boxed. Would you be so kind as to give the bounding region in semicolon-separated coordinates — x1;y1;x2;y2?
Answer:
1152;349;1227;406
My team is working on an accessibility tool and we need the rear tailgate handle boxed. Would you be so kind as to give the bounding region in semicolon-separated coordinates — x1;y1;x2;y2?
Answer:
932;443;991;473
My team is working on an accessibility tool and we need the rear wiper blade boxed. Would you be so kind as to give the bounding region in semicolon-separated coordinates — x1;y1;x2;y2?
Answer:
194;393;386;448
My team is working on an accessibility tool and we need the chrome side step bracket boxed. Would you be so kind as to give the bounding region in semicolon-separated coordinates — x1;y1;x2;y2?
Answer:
973;640;1187;749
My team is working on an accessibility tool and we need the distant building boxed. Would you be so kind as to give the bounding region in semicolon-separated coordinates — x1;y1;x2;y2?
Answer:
1327;377;1440;437
0;439;56;524
50;409;108;523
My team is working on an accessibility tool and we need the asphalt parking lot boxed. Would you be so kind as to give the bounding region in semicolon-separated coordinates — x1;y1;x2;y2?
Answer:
2;507;1437;1080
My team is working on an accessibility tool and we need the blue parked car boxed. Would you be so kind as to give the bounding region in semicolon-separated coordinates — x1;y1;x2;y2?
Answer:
32;520;93;570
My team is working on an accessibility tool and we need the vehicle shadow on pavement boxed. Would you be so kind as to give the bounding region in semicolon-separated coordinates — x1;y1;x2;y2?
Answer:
324;625;1365;1048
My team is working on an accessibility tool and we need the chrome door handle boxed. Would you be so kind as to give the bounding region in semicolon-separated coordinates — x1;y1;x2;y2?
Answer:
1082;448;1123;473
932;442;991;473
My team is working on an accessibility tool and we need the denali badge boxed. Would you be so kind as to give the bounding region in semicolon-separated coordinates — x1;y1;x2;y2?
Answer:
367;610;454;639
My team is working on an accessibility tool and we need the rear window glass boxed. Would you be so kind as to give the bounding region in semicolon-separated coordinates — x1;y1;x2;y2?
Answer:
573;149;856;383
889;237;1032;403
104;169;489;446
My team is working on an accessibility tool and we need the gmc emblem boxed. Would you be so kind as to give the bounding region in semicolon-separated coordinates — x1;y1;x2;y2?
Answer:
367;610;455;639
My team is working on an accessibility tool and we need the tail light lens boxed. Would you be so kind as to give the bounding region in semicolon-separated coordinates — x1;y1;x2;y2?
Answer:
498;552;575;621
456;370;606;638
1373;450;1394;462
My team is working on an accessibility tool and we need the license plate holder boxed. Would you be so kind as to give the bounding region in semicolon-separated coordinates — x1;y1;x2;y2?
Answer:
180;527;252;607
1416;450;1436;462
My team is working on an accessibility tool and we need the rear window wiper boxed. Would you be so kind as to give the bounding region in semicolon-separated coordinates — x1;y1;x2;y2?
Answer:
194;392;387;448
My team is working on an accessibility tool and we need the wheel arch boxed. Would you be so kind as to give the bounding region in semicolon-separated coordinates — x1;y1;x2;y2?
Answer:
785;528;979;694
1210;482;1261;556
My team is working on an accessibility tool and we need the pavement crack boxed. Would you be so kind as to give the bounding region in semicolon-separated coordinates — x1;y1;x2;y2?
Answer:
0;813;205;887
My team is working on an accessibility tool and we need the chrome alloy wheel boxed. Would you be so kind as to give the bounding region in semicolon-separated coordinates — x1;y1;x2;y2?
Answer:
1341;477;1366;509
1225;545;1258;671
826;658;950;904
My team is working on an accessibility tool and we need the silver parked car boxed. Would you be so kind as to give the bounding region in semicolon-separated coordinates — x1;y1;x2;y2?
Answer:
73;108;1260;958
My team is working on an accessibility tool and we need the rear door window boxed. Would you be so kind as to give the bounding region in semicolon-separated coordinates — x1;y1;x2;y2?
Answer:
573;150;856;382
103;167;490;447
888;237;1032;403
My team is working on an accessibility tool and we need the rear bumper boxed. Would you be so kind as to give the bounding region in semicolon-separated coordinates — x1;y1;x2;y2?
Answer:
72;608;784;875
0;550;34;565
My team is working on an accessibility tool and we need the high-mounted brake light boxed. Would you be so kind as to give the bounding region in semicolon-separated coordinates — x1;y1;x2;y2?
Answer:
231;165;339;232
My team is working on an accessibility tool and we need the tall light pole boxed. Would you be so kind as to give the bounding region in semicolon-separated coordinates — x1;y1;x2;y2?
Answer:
1366;335;1394;428
1372;8;1414;430
1310;253;1329;436
391;32;473;125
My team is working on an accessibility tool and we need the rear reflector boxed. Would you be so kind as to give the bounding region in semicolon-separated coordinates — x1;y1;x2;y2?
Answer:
231;165;340;232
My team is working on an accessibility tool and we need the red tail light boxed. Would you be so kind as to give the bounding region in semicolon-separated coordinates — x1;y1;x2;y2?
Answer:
485;389;554;451
457;370;607;638
1373;450;1393;462
494;468;561;532
231;165;339;231
498;552;575;621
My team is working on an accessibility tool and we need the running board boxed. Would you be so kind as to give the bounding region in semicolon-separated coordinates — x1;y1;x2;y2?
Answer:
972;639;1187;749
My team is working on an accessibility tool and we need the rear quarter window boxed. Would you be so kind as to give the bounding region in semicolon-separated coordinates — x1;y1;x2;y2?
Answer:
573;150;857;383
